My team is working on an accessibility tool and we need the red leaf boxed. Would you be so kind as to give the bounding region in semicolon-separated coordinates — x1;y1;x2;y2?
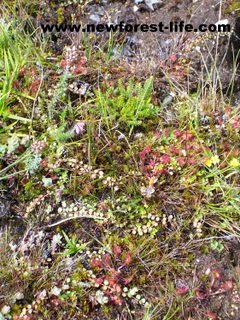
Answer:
94;277;103;285
112;283;122;294
46;69;56;74
206;309;218;320
19;68;26;76
156;168;167;175
73;57;88;75
169;54;178;64
106;275;118;285
102;254;111;267
30;67;36;77
111;295;123;306
181;131;195;141
169;146;179;155
40;158;48;168
60;59;67;69
143;146;151;154
21;177;29;185
73;65;88;75
50;296;61;307
13;316;33;320
50;174;58;181
139;151;145;160
148;159;158;167
17;144;26;153
91;259;102;267
153;131;161;139
187;158;197;165
113;246;122;255
175;280;189;295
123;277;132;285
12;80;20;89
122;252;132;266
220;280;233;291
30;80;41;94
196;287;208;299
153;151;160;159
177;158;186;165
174;130;181;138
161;154;171;164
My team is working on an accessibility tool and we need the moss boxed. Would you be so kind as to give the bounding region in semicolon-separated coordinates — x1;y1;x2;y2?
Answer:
22;178;42;200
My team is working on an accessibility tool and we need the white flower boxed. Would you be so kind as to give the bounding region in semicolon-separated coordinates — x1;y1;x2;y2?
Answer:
211;155;220;165
230;158;239;168
141;185;155;198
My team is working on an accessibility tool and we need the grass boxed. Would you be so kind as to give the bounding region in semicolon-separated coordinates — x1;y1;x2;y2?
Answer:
0;1;240;319
0;16;41;122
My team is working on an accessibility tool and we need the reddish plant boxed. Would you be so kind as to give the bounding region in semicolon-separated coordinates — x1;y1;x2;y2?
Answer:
196;286;209;300
175;279;189;295
206;309;218;320
113;246;122;255
90;248;133;305
30;80;40;94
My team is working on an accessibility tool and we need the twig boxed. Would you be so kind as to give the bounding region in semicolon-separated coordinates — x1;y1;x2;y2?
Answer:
45;215;108;228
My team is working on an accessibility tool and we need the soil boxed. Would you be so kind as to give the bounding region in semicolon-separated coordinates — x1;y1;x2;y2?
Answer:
33;0;240;94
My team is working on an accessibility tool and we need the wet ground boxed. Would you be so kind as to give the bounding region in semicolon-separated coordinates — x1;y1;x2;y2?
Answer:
1;0;240;231
1;1;240;319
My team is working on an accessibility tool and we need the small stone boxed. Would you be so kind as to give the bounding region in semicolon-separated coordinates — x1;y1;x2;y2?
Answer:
14;292;24;300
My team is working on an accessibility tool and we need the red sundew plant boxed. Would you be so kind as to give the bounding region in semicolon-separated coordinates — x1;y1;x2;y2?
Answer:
196;267;234;300
231;115;240;130
206;309;218;320
90;249;133;306
194;268;234;319
175;279;190;295
72;57;88;75
139;146;152;161
139;129;210;179
60;45;88;75
30;79;41;95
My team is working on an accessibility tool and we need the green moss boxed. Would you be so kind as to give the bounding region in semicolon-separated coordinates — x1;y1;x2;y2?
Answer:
23;178;42;200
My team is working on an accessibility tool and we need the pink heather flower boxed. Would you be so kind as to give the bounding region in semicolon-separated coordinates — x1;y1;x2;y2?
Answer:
74;122;85;135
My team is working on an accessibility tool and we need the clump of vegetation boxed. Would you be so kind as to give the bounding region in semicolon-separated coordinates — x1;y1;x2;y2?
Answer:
0;1;240;320
90;77;158;135
0;17;36;121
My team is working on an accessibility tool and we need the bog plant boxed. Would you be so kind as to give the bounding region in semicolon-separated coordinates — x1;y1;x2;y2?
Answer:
1;2;240;319
91;77;158;135
61;230;90;256
0;18;35;121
